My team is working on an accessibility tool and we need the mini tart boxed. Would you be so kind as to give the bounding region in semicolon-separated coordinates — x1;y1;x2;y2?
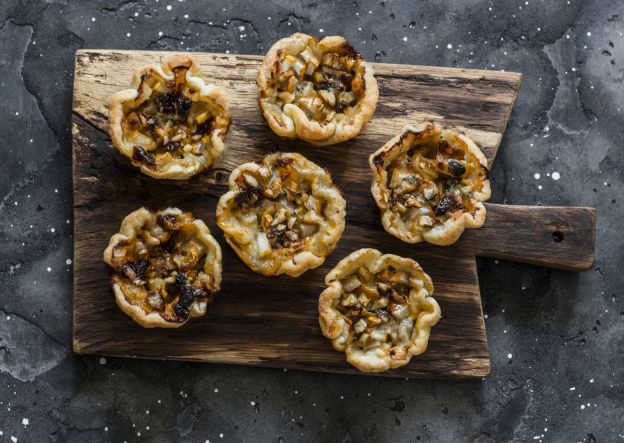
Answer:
369;122;491;246
108;55;231;180
103;207;222;328
257;33;378;146
216;152;346;277
319;248;441;372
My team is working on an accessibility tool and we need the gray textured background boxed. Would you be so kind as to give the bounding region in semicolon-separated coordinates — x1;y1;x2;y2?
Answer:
0;0;622;441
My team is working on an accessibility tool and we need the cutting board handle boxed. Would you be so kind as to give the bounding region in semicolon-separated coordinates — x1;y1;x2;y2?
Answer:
463;203;596;271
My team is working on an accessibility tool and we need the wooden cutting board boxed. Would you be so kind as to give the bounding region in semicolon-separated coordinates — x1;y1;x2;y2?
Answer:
71;49;596;379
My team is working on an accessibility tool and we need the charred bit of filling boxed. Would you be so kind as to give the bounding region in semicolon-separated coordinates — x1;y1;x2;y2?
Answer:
109;212;215;323
123;66;229;169
266;42;367;122
336;266;415;354
381;134;487;228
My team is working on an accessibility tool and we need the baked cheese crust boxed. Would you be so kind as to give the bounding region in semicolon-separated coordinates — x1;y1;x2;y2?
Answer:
319;248;441;372
103;207;222;328
216;152;346;276
257;33;378;146
369;122;491;245
108;55;230;180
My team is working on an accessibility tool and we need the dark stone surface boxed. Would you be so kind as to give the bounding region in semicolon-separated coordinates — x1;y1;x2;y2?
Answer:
0;0;622;441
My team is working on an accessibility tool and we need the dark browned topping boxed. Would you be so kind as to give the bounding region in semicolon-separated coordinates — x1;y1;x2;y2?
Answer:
334;102;347;113
235;186;263;208
447;159;466;177
196;117;215;136
274;155;294;168
434;192;464;217
157;214;179;230
340;42;361;60
163;140;181;152
372;153;384;168
132;146;156;165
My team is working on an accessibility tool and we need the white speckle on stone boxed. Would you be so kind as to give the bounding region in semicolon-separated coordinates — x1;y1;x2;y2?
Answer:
11;436;17;443
66;259;72;265
319;28;324;33
534;172;541;179
158;31;163;36
166;4;172;10
214;388;218;393
46;267;52;272
580;404;585;409
447;43;453;49
105;426;108;431
22;418;29;426
590;378;594;383
91;17;96;22
50;228;55;233
538;185;543;190
402;36;407;42
99;357;106;365
250;401;255;406
552;172;560;180
126;32;131;37
219;433;224;438
570;386;576;391
507;353;513;359
238;25;245;31
586;31;591;37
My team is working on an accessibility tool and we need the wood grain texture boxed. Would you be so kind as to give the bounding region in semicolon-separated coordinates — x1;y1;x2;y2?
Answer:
71;49;589;379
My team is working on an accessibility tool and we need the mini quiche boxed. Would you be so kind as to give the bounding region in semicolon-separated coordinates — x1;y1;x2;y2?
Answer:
216;152;346;277
257;33;378;146
108;55;230;180
369;122;491;246
103;207;222;328
319;248;441;372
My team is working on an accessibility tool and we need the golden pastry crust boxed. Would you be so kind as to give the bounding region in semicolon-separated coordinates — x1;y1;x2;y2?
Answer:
369;122;491;246
257;33;378;146
216;152;346;277
108;55;231;180
103;207;222;328
319;248;441;372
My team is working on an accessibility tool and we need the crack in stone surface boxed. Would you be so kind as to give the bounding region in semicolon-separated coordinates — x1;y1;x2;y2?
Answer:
0;309;68;382
543;29;593;135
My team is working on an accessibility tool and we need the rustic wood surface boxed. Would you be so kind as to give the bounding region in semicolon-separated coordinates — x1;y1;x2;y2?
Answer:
71;49;594;379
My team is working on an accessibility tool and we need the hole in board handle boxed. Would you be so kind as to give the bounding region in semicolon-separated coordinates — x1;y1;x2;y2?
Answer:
552;231;565;243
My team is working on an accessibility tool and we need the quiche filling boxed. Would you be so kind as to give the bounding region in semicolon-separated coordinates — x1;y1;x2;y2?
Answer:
373;129;489;231
217;152;346;276
122;65;230;170
336;266;424;354
108;211;217;323
232;156;325;256
262;39;367;123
